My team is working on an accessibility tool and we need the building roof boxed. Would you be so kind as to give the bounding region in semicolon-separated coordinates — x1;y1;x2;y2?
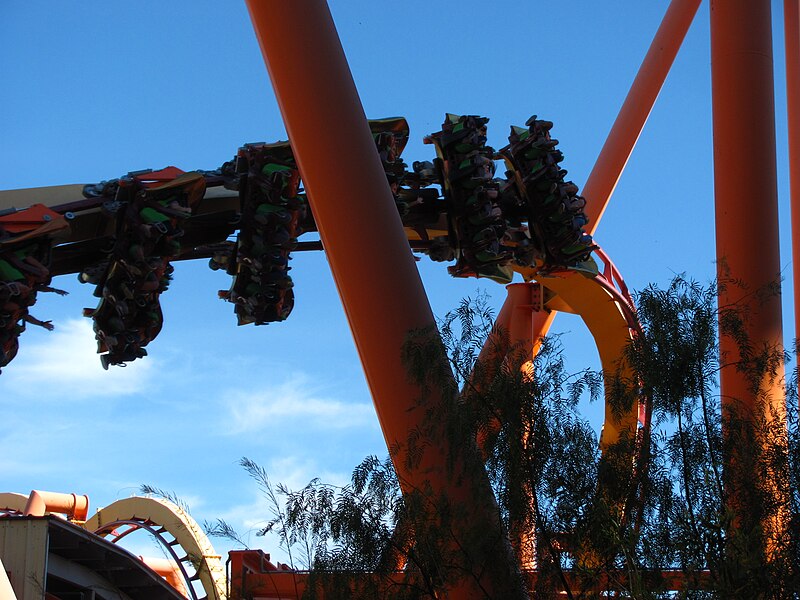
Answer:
0;516;187;600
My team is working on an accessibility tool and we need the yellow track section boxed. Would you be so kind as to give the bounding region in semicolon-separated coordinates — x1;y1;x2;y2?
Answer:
535;267;640;451
84;496;227;600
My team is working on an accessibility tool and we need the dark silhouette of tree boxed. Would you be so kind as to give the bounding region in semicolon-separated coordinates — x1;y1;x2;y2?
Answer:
209;279;800;599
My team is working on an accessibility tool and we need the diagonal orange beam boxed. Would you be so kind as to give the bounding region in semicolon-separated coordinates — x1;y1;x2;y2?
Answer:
488;0;701;352
710;0;786;553
243;2;525;597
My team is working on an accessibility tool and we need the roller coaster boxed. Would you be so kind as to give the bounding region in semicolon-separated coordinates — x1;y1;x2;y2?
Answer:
0;112;646;597
2;0;797;597
0;111;646;440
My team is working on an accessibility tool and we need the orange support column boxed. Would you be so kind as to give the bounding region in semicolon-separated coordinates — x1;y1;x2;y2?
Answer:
710;0;786;545
787;0;800;353
473;284;550;431
244;2;523;597
139;557;188;597
506;283;541;375
472;291;515;389
504;283;543;570
471;286;552;388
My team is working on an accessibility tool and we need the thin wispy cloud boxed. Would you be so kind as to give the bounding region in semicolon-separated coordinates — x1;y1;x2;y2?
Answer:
222;373;376;434
2;318;156;400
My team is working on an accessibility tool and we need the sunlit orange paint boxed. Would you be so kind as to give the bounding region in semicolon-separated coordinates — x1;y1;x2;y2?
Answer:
710;0;785;418
710;0;787;549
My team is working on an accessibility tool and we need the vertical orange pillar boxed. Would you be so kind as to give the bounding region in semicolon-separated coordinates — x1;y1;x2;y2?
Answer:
530;306;555;358
506;283;535;374
787;0;800;353
710;0;786;541
472;287;552;385
474;284;547;428
243;2;523;597
584;0;702;234
505;283;540;570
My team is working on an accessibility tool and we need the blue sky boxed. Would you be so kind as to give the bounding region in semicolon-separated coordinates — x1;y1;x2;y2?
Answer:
1;1;796;562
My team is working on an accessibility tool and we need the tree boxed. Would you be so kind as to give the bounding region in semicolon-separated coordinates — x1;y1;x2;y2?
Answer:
210;278;800;599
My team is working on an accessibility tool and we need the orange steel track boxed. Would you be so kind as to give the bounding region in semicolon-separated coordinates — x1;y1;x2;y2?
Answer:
1;0;797;597
243;0;790;596
241;8;520;597
0;128;648;597
0;154;649;599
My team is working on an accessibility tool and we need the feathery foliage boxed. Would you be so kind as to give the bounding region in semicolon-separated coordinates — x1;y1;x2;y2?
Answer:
209;278;800;599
